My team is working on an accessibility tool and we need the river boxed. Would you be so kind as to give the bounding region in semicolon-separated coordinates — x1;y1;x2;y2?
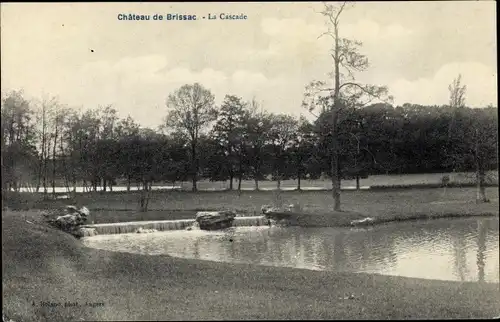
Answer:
82;217;499;283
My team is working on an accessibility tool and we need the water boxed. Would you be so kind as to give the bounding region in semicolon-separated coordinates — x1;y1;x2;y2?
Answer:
82;217;500;283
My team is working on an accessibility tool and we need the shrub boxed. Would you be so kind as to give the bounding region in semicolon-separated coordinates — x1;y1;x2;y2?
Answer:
441;175;450;186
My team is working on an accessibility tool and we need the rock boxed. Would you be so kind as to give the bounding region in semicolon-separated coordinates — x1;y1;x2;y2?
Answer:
261;205;280;214
195;211;236;230
350;217;375;226
262;204;298;214
48;205;90;235
262;206;297;226
79;206;90;216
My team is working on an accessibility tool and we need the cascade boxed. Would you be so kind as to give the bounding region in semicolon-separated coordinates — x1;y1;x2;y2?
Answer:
85;219;196;235
233;216;270;227
84;216;272;236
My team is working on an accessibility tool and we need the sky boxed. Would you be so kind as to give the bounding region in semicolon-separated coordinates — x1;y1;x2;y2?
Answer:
1;1;497;128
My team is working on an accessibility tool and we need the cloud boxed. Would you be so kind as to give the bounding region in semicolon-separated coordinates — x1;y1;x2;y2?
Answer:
259;18;495;109
341;19;415;43
230;70;269;91
2;3;495;129
259;18;329;63
389;62;497;107
39;56;282;127
260;17;415;54
257;16;418;81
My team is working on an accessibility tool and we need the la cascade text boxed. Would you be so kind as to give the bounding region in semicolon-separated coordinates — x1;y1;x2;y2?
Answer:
117;13;248;21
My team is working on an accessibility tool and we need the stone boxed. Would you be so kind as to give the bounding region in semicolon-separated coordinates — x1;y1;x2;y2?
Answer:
261;205;280;214
262;204;297;214
47;205;90;236
261;204;298;227
79;206;90;217
195;211;236;230
350;217;375;226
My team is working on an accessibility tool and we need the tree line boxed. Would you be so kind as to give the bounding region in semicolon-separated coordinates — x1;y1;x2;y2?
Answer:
2;86;497;199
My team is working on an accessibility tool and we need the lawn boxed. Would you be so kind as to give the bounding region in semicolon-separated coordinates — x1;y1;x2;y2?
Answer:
108;171;499;191
71;187;500;225
2;210;500;321
5;186;499;226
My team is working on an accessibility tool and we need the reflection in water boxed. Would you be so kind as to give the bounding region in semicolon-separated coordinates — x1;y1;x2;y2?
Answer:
477;220;486;283
82;217;500;283
453;233;468;282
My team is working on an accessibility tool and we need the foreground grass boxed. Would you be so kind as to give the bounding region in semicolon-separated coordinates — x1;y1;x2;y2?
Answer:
3;210;500;321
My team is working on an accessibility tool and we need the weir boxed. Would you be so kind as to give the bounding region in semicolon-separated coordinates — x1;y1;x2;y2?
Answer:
232;216;270;227
83;216;270;236
84;219;195;235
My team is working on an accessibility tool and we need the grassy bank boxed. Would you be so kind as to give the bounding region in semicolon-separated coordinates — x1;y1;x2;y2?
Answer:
3;210;500;321
4;187;499;226
7;187;494;225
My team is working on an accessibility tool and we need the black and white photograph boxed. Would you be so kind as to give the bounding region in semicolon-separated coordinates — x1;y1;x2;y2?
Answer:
1;1;499;321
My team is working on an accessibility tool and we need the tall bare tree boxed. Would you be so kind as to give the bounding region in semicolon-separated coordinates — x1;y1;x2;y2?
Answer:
164;83;217;192
447;74;466;139
303;1;391;211
48;100;69;197
449;74;467;109
445;75;495;203
35;97;52;196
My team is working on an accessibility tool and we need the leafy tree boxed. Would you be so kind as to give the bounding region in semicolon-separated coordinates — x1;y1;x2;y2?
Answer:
444;76;497;202
268;114;299;190
287;117;320;190
164;83;217;191
161;134;190;185
243;104;273;191
1;90;38;193
210;95;248;189
448;107;497;202
202;135;230;183
114;115;140;190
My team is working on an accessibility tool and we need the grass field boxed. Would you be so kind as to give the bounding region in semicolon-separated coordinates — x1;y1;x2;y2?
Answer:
3;210;500;321
66;187;500;224
171;171;499;190
15;171;499;193
5;186;499;226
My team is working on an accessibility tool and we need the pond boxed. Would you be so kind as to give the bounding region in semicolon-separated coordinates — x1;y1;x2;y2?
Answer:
82;217;499;283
